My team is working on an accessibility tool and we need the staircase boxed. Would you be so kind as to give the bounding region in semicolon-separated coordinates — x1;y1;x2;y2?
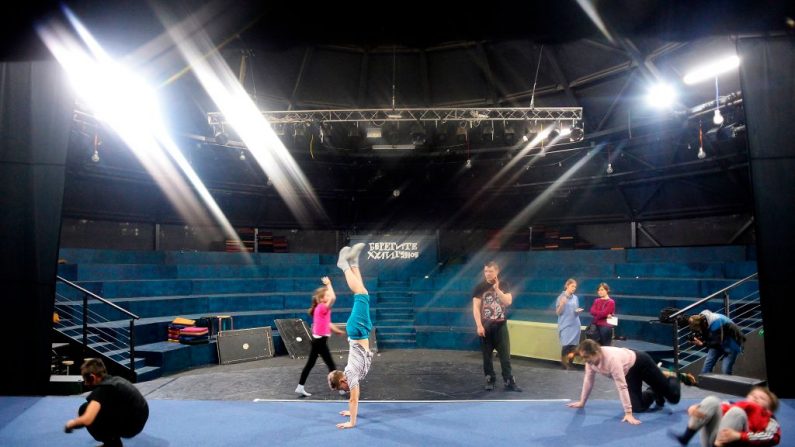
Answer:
375;279;417;349
53;276;160;382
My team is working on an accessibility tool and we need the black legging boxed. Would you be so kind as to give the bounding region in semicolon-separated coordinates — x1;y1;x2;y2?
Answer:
79;401;148;444
625;350;681;412
480;321;512;381
298;336;336;385
596;325;613;346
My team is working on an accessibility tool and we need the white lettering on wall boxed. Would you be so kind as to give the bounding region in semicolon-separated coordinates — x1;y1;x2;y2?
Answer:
367;241;420;261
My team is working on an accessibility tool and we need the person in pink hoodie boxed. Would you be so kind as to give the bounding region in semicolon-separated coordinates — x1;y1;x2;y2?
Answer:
567;339;688;425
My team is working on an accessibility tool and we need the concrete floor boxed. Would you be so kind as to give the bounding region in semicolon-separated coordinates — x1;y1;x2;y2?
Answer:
134;349;732;404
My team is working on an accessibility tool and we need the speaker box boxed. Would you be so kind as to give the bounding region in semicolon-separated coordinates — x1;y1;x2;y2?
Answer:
216;327;274;365
274;319;312;359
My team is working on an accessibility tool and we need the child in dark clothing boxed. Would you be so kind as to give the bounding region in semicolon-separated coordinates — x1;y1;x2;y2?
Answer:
64;358;149;447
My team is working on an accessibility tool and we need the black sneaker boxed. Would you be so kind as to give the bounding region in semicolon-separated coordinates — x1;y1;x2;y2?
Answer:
679;372;697;386
666;429;690;446
504;377;522;392
484;375;496;391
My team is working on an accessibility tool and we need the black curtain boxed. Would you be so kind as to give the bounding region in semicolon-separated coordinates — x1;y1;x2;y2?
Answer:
737;36;795;398
0;62;73;395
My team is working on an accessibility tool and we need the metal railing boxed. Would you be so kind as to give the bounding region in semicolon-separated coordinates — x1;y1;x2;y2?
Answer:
667;273;760;372
53;276;140;379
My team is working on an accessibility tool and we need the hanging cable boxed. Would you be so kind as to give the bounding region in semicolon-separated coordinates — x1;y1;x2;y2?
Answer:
391;45;397;111
529;45;544;109
248;50;258;105
713;76;724;125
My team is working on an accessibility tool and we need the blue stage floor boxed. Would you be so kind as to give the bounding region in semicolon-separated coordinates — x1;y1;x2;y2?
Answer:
3;349;789;446
2;396;794;446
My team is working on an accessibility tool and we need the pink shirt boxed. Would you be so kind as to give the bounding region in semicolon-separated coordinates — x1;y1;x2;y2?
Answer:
580;346;637;413
312;302;331;337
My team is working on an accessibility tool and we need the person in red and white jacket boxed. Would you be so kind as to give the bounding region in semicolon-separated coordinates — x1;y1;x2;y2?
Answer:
670;386;781;446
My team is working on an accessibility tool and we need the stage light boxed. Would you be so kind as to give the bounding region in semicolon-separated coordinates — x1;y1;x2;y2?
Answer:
713;109;724;126
214;131;228;146
683;56;740;85
465;159;472;169
569;124;584;142
482;125;495;141
455;122;468;142
647;83;677;108
366;127;382;139
504;124;516;143
392;189;400;197
697;146;706;159
239;150;246;161
606;163;614;174
91;149;100;163
410;123;427;145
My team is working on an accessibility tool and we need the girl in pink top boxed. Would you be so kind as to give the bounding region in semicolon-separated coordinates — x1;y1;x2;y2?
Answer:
296;276;344;397
567;339;684;425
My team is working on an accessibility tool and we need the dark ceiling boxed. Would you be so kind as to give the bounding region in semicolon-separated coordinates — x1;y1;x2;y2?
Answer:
6;1;794;231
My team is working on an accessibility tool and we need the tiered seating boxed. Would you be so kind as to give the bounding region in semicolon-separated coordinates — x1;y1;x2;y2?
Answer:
55;245;757;381
409;246;757;349
56;249;376;380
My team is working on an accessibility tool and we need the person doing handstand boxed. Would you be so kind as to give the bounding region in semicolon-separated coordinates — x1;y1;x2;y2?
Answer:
327;243;374;429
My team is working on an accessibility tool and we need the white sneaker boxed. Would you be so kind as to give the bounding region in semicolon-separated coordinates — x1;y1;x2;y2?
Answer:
295;385;311;397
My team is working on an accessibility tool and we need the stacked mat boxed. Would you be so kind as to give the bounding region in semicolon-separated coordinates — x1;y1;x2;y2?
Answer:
179;326;209;345
167;317;196;343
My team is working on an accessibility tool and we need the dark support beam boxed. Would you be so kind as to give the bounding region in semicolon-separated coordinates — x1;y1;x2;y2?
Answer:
419;50;430;107
620;38;663;82
357;49;369;107
597;71;635;131
729;216;755;244
470;43;498;105
288;46;314;110
637;222;662;246
582;38;627;56
615;184;635;220
544;47;579;107
622;149;655;170
635;182;665;216
623;151;730;198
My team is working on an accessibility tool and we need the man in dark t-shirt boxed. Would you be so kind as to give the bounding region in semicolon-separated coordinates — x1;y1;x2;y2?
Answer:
472;261;521;392
64;359;149;447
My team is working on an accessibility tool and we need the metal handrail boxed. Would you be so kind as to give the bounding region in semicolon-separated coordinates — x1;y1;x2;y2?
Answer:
55;276;139;378
670;273;759;372
56;276;140;319
668;273;757;320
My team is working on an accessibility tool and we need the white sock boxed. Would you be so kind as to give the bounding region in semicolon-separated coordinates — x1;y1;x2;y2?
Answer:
347;243;366;268
295;384;311;396
336;247;351;272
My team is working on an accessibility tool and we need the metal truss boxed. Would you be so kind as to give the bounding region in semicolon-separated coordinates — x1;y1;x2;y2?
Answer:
207;107;583;127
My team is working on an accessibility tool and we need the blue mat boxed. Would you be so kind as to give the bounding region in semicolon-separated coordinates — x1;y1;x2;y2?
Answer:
1;397;793;446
